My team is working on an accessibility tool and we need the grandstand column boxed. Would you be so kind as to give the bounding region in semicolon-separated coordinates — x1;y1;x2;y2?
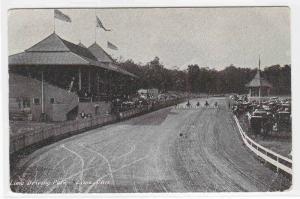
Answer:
78;67;82;90
108;71;112;100
96;71;99;96
88;70;91;93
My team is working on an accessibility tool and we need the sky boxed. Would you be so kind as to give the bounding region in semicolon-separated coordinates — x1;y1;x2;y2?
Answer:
8;7;290;70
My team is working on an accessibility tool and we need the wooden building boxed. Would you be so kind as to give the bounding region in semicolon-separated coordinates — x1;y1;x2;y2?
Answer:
245;69;272;97
9;33;137;121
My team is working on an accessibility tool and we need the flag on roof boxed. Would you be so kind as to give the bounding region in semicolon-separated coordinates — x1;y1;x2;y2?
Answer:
54;9;71;22
107;41;118;50
96;16;111;31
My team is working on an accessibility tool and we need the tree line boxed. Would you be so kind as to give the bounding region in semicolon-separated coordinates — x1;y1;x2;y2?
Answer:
118;57;291;95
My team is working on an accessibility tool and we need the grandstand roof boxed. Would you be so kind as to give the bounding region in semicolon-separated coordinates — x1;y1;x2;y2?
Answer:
88;42;114;63
9;33;137;78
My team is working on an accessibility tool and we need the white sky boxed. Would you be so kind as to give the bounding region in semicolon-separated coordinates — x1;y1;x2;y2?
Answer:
8;7;290;70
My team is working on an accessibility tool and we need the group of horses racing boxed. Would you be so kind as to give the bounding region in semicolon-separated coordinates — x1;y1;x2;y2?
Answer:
175;100;220;110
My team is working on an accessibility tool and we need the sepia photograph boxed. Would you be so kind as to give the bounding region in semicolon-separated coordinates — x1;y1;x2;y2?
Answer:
7;7;292;193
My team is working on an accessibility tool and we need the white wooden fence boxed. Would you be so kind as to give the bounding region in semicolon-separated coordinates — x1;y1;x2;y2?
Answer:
233;115;292;175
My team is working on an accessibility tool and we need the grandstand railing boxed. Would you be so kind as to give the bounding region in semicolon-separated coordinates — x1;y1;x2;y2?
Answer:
79;95;110;102
233;115;292;175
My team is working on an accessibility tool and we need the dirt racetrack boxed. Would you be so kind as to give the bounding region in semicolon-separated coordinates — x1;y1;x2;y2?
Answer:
10;97;291;193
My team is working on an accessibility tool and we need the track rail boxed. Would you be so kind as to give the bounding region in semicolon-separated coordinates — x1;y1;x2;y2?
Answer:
233;115;292;175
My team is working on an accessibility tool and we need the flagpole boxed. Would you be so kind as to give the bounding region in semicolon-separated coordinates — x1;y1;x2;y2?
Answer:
53;9;55;33
94;9;96;43
53;9;71;34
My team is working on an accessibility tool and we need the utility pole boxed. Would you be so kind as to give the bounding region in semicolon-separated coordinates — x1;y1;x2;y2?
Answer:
258;55;261;106
41;70;44;114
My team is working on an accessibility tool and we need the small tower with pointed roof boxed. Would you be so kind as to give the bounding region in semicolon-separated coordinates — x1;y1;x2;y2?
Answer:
245;56;272;97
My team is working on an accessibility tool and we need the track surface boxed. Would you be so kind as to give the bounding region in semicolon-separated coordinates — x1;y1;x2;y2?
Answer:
11;98;287;193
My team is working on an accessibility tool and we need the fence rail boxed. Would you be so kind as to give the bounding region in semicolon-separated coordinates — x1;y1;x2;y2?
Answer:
233;115;292;175
10;99;183;154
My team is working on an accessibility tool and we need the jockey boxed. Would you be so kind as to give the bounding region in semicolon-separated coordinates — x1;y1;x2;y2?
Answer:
186;100;191;107
205;100;209;107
